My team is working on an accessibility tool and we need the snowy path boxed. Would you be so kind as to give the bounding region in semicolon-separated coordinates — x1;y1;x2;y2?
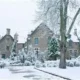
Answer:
0;66;66;80
38;67;80;80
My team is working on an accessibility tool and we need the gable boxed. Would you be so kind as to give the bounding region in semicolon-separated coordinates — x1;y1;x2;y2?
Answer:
29;23;53;37
0;35;14;43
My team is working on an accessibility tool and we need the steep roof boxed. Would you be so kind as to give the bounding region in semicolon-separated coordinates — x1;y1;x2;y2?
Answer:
28;23;53;36
0;34;14;43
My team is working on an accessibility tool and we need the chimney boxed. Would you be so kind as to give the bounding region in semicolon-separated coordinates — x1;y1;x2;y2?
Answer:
14;33;18;42
6;28;10;35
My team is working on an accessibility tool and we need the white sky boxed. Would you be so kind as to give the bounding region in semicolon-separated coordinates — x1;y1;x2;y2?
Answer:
0;0;38;43
0;0;80;43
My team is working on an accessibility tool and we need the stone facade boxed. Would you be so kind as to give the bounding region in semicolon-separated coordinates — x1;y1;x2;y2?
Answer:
0;29;24;58
0;26;79;59
25;23;53;53
0;35;13;58
25;23;80;59
67;40;79;59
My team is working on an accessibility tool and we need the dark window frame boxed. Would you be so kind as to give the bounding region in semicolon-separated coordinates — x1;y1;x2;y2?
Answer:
2;54;6;59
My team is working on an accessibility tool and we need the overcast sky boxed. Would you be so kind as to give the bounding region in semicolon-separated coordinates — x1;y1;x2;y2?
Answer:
0;0;38;43
0;0;80;43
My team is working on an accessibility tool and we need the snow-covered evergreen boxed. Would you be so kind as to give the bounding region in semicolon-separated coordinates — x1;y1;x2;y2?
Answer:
18;49;27;63
48;37;59;60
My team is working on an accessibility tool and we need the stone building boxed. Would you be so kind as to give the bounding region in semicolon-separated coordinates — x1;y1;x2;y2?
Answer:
67;40;79;59
25;23;80;59
25;23;53;55
0;29;24;58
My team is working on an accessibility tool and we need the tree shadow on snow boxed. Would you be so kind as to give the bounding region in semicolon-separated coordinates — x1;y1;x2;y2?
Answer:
23;74;41;78
11;70;35;74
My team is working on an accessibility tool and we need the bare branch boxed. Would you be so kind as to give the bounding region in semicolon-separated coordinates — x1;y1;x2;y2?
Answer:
67;8;80;36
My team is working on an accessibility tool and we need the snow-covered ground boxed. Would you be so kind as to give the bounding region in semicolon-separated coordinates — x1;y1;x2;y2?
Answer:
1;57;80;80
38;67;80;80
0;66;65;80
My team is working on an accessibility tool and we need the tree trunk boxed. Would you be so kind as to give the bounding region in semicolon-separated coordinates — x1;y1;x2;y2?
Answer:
59;0;80;68
59;41;66;68
59;0;68;69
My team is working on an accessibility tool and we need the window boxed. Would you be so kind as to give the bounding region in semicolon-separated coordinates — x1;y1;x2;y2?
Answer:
74;50;77;57
74;50;77;53
2;54;6;59
6;46;9;50
70;50;73;56
34;38;39;45
70;50;73;58
48;36;51;44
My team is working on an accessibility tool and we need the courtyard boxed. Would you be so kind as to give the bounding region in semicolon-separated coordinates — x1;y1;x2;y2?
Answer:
0;66;66;80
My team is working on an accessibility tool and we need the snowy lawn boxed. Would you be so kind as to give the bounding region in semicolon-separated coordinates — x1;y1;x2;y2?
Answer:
0;66;66;80
38;67;80;80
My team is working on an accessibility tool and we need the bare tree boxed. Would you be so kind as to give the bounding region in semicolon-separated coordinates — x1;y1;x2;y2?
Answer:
36;0;80;68
36;0;60;32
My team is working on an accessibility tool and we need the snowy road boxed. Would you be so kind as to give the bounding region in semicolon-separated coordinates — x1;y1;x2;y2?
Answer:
0;66;66;80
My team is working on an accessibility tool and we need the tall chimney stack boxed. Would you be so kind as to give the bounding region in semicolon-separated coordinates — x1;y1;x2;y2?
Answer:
6;28;10;35
14;33;18;42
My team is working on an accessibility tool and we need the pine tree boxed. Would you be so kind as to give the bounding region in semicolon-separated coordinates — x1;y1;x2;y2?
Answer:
48;37;59;60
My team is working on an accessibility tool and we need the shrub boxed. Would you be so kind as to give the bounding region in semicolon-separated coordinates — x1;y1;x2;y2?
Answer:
35;60;42;68
24;61;32;66
48;37;59;60
0;62;6;68
69;62;74;67
74;61;80;67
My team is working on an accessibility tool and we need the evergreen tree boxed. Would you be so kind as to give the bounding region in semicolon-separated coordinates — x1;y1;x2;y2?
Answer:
48;37;59;60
